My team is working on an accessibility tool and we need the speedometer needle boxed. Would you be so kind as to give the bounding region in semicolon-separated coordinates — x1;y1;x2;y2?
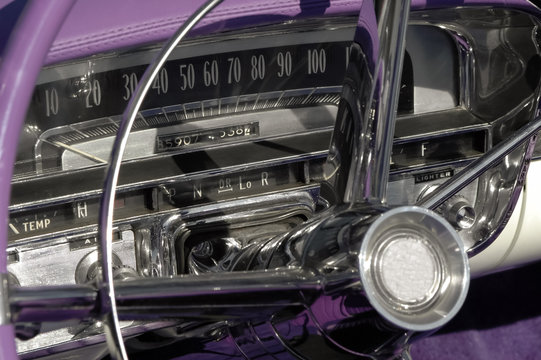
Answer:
43;139;108;164
8;223;19;235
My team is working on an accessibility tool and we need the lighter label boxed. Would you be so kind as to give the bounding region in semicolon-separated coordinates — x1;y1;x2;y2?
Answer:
414;169;454;184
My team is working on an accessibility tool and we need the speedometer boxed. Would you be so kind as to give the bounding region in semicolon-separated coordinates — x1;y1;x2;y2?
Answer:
18;22;355;180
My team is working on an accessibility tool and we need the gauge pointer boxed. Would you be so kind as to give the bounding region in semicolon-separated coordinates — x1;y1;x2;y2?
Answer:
8;223;19;235
43;139;108;164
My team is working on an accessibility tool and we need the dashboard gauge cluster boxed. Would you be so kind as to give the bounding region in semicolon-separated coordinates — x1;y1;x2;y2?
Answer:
8;7;541;356
10;10;541;253
18;38;351;179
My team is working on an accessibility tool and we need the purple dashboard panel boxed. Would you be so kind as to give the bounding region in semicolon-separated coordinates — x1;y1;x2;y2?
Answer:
46;0;359;65
46;0;541;65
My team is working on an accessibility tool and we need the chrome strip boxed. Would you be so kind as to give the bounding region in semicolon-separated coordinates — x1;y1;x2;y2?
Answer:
10;270;319;323
11;284;96;323
326;0;411;205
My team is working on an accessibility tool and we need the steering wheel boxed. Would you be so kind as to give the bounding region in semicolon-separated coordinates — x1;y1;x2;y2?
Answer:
0;2;77;359
1;1;540;359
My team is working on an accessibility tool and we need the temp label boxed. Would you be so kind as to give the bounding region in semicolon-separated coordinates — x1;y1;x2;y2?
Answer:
414;169;455;184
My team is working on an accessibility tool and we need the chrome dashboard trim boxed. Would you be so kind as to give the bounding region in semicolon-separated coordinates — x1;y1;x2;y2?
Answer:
418;115;541;210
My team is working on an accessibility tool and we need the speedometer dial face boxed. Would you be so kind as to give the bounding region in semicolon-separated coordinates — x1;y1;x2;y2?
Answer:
33;42;347;128
16;22;356;180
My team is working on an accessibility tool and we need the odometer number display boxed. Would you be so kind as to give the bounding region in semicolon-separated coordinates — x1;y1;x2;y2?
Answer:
156;122;259;152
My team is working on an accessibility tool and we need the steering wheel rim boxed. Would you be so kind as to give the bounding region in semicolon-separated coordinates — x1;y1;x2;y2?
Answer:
0;1;76;359
0;1;451;359
0;1;407;358
96;1;222;358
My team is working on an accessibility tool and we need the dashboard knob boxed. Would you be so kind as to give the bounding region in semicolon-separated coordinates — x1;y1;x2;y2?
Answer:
443;195;476;230
417;185;476;230
8;272;20;287
112;265;138;281
74;250;123;284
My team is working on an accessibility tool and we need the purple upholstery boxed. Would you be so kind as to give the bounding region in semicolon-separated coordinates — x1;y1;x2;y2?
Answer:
44;0;541;65
46;0;359;65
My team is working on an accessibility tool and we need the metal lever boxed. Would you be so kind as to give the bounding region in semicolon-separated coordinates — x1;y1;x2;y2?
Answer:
369;0;411;204
324;0;410;205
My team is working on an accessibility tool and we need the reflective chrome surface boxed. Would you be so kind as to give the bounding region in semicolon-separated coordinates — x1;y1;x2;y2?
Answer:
10;204;469;358
359;206;468;331
417;120;541;253
368;0;410;204
0;273;10;326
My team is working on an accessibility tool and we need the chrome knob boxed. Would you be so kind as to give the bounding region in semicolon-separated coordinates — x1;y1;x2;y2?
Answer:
443;195;476;230
112;265;138;281
418;185;476;230
75;250;123;284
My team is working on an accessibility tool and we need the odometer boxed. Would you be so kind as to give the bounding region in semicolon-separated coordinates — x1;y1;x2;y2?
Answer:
156;122;259;152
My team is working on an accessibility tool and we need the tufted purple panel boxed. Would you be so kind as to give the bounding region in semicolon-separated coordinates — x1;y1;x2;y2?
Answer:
44;0;541;65
46;0;359;65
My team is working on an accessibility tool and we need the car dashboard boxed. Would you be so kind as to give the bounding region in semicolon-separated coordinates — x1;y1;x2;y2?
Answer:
2;0;541;359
